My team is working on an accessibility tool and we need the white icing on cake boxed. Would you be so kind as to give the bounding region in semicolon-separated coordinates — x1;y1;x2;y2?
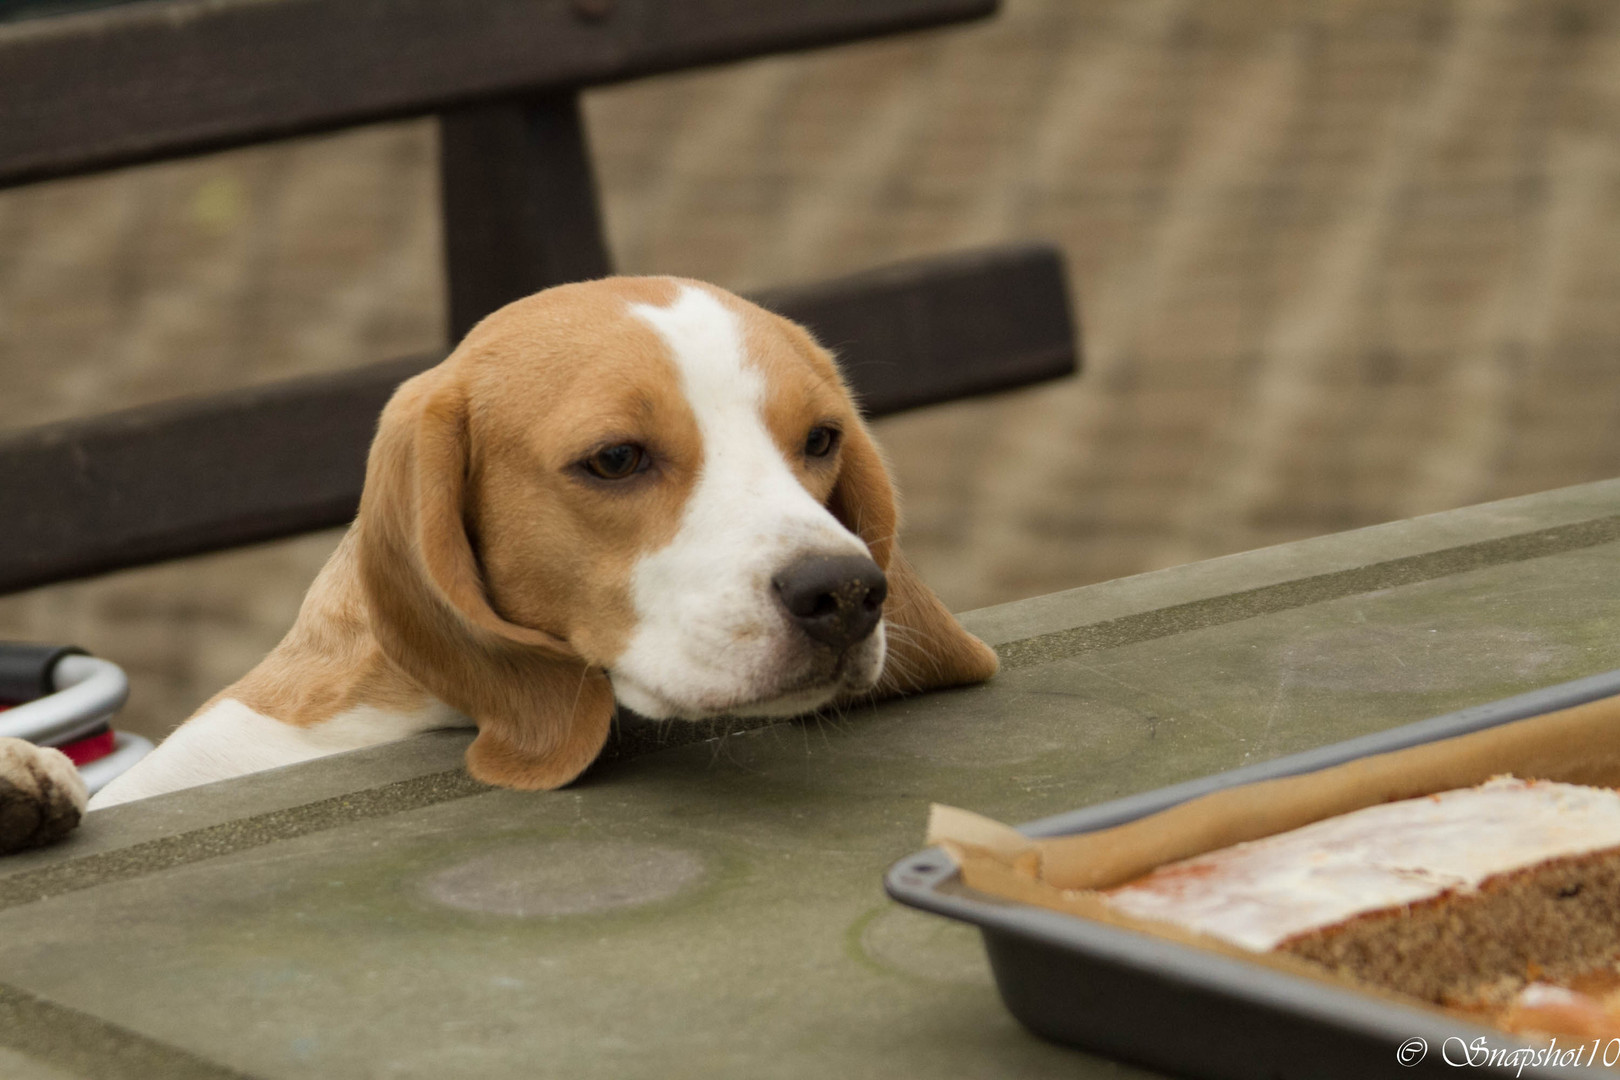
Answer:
1518;983;1587;1009
1102;776;1620;951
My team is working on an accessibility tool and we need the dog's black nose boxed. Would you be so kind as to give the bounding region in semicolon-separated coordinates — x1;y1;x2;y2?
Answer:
772;554;887;650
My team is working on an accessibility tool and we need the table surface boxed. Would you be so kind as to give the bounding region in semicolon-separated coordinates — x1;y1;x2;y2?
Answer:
5;478;1620;1079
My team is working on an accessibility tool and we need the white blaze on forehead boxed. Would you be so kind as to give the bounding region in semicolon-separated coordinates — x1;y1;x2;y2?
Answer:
612;283;871;718
626;283;842;533
630;284;770;433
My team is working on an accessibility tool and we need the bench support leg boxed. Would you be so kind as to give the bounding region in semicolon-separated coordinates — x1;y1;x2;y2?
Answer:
438;91;613;343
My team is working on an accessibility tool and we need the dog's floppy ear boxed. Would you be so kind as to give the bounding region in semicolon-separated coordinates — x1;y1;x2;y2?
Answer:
356;368;613;790
828;419;999;696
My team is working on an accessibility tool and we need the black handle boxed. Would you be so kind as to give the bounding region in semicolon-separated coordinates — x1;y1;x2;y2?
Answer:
0;642;86;703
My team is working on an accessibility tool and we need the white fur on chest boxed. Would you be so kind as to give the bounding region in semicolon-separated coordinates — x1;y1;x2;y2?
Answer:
89;697;462;810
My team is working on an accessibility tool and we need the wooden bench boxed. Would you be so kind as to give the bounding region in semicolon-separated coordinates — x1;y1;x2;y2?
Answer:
0;0;1079;595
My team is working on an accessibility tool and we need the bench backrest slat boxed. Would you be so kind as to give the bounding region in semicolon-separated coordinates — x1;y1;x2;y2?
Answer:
0;244;1074;595
0;0;996;189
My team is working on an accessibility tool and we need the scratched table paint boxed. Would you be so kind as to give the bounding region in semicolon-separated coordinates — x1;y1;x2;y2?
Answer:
4;479;1620;1079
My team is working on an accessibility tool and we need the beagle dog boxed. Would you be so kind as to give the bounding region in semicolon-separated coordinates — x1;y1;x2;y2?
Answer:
0;277;997;852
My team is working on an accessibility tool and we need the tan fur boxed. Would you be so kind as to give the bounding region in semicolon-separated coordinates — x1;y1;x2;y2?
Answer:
208;276;995;792
224;531;431;725
871;549;1000;695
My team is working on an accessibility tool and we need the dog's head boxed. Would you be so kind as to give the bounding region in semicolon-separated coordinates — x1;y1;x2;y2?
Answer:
357;277;997;789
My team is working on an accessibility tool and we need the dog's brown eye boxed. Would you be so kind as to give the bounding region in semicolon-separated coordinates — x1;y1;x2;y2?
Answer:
583;443;646;480
804;425;840;459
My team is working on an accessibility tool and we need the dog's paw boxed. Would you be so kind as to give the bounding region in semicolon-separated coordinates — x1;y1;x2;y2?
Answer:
0;737;87;854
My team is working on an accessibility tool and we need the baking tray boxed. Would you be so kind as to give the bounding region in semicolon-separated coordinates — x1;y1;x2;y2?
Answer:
886;668;1620;1080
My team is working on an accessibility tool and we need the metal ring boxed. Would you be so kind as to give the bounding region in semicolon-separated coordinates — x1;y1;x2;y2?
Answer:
0;654;129;745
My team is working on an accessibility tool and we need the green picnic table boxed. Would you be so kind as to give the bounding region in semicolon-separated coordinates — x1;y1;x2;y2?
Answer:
3;478;1619;1079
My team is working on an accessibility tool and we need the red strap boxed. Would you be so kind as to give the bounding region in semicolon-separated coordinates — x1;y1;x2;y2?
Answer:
60;730;116;766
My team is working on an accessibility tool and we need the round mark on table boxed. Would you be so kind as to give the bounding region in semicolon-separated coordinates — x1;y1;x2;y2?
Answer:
856;906;989;984
420;840;705;917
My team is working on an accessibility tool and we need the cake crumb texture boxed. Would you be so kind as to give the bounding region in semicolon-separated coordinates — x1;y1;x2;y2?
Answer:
1282;848;1620;1007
